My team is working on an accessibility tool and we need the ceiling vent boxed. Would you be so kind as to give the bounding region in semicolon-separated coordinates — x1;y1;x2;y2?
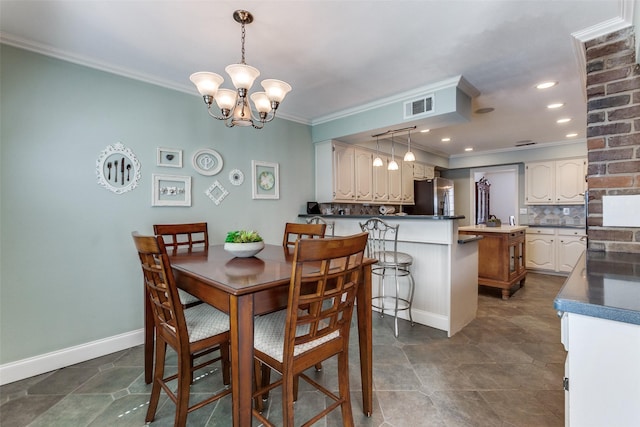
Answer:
403;94;434;119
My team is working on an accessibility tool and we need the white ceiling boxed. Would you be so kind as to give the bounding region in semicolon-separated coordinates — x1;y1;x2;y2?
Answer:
0;0;631;157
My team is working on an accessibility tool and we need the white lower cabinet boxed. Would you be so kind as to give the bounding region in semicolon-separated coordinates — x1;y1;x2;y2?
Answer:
561;312;640;426
526;227;585;273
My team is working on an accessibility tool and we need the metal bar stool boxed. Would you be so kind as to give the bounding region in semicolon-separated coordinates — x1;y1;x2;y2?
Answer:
360;217;415;337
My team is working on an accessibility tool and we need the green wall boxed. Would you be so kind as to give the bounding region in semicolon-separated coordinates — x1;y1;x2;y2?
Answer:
0;45;313;364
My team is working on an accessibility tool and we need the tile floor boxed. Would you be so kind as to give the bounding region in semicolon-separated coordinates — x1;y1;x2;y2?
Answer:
0;273;567;426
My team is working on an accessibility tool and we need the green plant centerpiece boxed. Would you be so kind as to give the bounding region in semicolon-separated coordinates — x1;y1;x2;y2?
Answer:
224;230;265;257
486;215;502;227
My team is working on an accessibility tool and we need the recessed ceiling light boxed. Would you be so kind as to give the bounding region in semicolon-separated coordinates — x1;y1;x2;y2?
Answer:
557;118;571;124
441;137;451;142
536;81;557;89
475;107;495;114
464;147;473;152
566;133;578;138
420;129;430;133
547;103;564;109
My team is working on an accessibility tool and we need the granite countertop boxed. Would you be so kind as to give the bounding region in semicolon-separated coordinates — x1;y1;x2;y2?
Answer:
554;251;640;325
458;224;528;233
298;214;465;220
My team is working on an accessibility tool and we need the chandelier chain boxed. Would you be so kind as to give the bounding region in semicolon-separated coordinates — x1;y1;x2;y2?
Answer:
240;21;246;64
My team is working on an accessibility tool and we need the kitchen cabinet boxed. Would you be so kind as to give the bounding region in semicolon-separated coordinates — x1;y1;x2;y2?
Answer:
332;143;356;201
388;162;402;203
525;158;586;205
413;163;435;179
526;227;586;273
354;148;373;201
458;226;527;299
372;157;389;202
401;161;415;203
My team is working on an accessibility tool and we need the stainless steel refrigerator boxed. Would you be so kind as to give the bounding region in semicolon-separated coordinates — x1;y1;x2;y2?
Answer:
406;178;455;216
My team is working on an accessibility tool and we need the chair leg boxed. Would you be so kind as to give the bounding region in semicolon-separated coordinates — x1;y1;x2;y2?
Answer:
394;268;401;338
221;343;231;386
281;366;296;427
144;293;154;384
406;270;415;327
175;350;192;427
145;340;166;423
338;351;354;427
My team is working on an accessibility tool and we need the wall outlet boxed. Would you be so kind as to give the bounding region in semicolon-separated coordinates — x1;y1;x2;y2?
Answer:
519;208;528;214
563;207;570;215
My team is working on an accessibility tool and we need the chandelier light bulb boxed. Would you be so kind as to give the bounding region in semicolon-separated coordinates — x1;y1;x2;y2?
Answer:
404;151;416;162
373;156;383;167
388;160;399;171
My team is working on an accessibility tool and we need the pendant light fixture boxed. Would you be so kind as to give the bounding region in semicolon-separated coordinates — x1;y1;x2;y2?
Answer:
189;10;291;129
404;129;416;162
388;133;399;171
373;136;384;167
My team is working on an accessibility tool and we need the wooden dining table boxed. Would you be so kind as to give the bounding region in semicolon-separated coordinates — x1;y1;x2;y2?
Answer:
169;244;375;427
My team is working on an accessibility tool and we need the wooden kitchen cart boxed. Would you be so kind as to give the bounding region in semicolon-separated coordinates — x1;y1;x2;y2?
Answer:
458;225;527;299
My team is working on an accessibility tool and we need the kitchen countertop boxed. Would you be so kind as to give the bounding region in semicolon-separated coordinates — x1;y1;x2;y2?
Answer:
298;214;465;220
554;251;640;325
458;224;528;233
525;223;585;229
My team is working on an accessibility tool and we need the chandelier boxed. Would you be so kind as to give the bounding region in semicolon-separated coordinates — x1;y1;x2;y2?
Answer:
189;10;291;129
371;126;416;170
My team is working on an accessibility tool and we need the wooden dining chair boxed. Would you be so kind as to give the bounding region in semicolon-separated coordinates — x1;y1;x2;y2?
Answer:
306;215;335;237
282;222;326;247
140;222;208;383
132;232;231;427
252;232;369;427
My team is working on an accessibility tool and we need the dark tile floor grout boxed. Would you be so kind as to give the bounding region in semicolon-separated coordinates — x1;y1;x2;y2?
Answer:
1;272;567;426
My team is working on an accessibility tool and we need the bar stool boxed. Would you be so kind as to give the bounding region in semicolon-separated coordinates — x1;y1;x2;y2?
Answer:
306;215;335;236
359;217;415;337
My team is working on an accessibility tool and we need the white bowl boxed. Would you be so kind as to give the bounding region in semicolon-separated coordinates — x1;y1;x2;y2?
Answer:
223;241;265;258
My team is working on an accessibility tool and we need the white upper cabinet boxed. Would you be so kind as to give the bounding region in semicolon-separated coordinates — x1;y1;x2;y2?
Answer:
401;161;415;203
354;148;373;201
372;157;389;202
333;143;356;201
525;158;586;205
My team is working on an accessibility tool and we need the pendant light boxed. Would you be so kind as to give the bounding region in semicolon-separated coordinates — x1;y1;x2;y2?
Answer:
388;133;399;171
404;129;416;162
373;136;383;167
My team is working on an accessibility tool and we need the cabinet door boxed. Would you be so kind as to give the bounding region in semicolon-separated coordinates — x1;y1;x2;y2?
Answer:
372;157;388;202
354;149;373;201
556;158;586;204
526;234;555;270
509;232;526;277
525;162;554;204
388;162;403;202
557;235;586;272
401;161;415;203
423;165;435;179
413;163;425;179
333;144;355;201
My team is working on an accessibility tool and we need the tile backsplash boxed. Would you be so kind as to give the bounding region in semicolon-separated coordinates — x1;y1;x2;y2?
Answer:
526;205;586;227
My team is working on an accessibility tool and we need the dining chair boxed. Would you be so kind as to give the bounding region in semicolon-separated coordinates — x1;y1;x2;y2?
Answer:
359;217;415;337
140;222;207;384
252;232;369;427
282;222;327;247
306;215;335;237
131;232;231;427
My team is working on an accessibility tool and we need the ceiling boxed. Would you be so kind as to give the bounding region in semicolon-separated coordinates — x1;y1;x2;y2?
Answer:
0;1;632;157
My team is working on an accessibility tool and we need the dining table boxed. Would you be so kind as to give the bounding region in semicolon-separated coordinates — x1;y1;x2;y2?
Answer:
169;243;375;427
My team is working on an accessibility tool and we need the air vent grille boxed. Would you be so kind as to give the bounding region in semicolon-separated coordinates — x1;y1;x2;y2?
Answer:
404;94;434;119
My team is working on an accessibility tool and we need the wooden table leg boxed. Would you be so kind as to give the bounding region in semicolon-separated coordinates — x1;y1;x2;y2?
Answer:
230;294;254;427
357;263;373;416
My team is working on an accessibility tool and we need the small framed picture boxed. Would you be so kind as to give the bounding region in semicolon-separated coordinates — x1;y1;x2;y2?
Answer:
252;160;279;200
157;148;182;168
152;174;191;206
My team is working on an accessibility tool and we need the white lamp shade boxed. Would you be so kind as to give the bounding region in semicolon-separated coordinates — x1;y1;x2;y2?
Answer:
232;100;253;126
388;160;399;171
261;79;292;103
189;72;224;96
214;89;238;111
225;63;260;90
404;151;416;162
373;156;384;167
250;92;272;113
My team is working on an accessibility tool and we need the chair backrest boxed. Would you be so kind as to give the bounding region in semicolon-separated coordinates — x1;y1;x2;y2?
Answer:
306;216;335;237
132;232;188;347
153;222;208;254
285;232;368;356
359;218;400;264
282;222;326;247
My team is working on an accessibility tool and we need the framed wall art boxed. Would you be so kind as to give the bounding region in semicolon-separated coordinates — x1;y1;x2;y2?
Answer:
157;147;182;168
252;160;279;200
152;174;191;207
192;148;223;176
96;142;141;194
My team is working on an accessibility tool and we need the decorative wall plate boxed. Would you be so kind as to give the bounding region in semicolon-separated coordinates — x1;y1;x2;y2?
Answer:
229;169;244;186
205;180;229;205
96;142;141;194
192;148;223;176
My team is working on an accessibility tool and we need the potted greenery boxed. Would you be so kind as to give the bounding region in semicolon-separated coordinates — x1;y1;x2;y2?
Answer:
224;230;265;257
486;215;502;227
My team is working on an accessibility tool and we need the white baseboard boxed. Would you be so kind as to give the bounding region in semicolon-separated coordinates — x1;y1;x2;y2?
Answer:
0;329;144;386
373;307;449;334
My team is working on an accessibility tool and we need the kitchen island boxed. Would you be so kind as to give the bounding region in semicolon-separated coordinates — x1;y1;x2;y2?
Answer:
299;214;479;337
458;224;528;299
554;251;640;426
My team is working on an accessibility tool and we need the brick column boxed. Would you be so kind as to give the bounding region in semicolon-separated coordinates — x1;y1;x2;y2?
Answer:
586;27;640;253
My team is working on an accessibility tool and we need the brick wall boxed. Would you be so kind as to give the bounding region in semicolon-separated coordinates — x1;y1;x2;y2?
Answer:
586;27;640;253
